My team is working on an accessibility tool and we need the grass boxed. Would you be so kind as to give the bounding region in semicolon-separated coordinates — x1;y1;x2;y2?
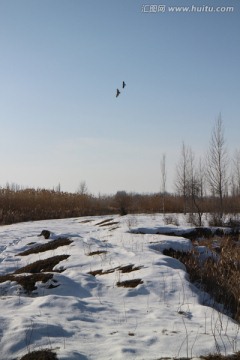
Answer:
0;255;69;293
89;268;115;276
17;237;73;256
19;349;58;360
19;350;240;360
200;352;240;359
95;218;114;225
163;236;240;322
88;264;143;276
119;264;143;273
155;354;240;360
14;255;70;274
116;279;143;288
98;221;119;227
0;273;53;293
87;250;108;256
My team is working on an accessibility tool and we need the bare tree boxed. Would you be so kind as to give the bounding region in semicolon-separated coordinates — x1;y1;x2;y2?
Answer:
175;142;191;214
232;149;240;196
77;180;88;195
160;153;167;213
190;157;206;226
55;183;61;193
206;115;228;218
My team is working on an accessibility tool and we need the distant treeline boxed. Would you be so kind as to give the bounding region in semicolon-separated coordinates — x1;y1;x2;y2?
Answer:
0;185;240;225
2;116;240;226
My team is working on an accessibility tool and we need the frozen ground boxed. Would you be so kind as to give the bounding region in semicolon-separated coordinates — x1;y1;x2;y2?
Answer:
0;214;239;360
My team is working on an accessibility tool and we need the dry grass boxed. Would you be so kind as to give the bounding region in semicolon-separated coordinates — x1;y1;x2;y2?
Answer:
98;221;119;227
17;238;73;256
19;349;58;360
95;218;114;225
0;255;69;293
79;219;93;223
163;236;240;322
14;255;69;274
87;250;108;256
0;273;53;293
116;279;143;288
89;268;115;276
201;352;240;359
88;264;143;276
119;264;143;273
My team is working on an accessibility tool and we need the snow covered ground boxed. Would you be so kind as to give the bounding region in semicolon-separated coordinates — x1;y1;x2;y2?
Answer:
0;214;239;360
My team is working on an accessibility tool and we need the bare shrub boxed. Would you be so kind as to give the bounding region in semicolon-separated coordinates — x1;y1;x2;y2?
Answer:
164;215;179;226
163;237;240;322
201;352;240;359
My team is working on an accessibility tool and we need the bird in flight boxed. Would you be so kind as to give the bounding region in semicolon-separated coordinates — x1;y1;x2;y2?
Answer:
116;81;126;97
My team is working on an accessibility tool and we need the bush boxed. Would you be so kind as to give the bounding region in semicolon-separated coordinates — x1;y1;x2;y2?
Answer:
163;236;240;322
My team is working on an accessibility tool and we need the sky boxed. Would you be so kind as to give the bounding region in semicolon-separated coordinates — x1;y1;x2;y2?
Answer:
0;0;239;195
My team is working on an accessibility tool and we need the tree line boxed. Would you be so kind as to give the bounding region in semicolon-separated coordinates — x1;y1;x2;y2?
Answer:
174;114;240;225
0;115;239;226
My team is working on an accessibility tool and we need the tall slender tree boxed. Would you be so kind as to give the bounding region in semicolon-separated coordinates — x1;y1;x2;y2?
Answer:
191;157;206;226
232;149;240;196
175;142;191;214
206;115;228;218
160;153;167;214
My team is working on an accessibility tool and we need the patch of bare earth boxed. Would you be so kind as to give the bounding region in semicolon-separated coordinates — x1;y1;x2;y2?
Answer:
116;279;143;288
0;255;69;293
15;255;69;274
88;264;143;276
19;349;58;360
17;237;73;256
87;250;108;256
95;218;114;226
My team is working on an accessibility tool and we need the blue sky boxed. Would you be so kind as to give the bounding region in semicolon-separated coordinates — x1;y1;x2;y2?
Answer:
0;0;239;195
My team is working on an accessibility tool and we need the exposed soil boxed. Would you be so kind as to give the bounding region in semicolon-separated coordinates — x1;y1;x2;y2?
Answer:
0;255;69;293
99;221;119;227
19;349;58;360
116;279;143;288
88;264;143;277
87;250;108;256
17;237;73;256
95;218;114;226
14;255;69;274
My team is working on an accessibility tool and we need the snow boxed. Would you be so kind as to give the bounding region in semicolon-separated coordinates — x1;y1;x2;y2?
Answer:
0;214;239;360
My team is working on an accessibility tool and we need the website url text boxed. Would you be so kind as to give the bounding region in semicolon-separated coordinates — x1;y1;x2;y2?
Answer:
141;4;235;13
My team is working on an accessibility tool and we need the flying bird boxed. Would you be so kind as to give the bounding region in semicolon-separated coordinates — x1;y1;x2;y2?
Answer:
122;81;126;89
116;89;120;97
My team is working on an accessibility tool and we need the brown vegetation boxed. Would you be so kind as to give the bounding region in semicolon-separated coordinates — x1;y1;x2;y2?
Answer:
87;250;108;256
201;352;240;360
14;255;69;274
1;185;240;225
19;349;58;360
17;238;73;256
0;273;53;293
116;279;143;288
88;264;143;276
0;255;69;293
163;236;240;322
